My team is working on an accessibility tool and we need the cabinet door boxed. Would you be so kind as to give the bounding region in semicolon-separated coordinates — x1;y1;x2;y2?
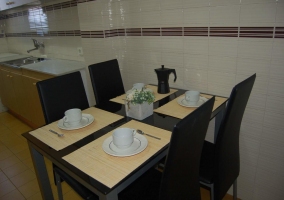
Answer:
22;75;45;127
10;72;29;119
0;70;17;111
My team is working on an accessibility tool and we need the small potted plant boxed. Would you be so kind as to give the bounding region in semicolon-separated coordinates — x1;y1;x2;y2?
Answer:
125;87;155;120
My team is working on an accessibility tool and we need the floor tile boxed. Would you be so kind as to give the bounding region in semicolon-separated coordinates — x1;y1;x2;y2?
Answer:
15;149;31;161
8;143;29;154
0;180;16;197
26;192;43;200
0;155;21;170
63;189;84;200
22;157;34;170
0;143;8;153
18;179;40;198
2;162;29;178
0;189;25;200
10;169;36;188
0;171;8;183
0;149;13;161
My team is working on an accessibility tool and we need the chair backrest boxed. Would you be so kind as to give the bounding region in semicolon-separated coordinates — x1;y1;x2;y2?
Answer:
214;74;256;199
159;96;215;200
37;71;89;124
88;59;125;105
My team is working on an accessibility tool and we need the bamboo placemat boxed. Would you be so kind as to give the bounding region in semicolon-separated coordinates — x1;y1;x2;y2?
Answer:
29;107;124;151
154;94;228;119
110;85;178;104
62;120;172;188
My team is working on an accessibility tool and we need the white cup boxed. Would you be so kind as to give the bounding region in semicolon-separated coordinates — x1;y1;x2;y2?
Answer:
63;108;82;126
185;91;200;105
112;128;136;149
133;83;145;90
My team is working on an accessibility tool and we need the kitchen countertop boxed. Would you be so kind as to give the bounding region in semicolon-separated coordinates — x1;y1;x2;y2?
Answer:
21;59;86;76
0;53;86;76
0;54;30;62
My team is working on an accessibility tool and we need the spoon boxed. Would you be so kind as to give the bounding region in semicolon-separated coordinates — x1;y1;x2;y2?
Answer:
49;129;64;137
136;129;161;140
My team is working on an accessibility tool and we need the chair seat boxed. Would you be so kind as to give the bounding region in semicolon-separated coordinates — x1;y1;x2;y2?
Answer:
199;141;215;184
118;168;162;200
54;167;98;200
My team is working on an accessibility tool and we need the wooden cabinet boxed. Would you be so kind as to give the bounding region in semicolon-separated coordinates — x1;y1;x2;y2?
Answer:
0;69;22;114
22;69;54;127
0;69;16;110
0;66;54;128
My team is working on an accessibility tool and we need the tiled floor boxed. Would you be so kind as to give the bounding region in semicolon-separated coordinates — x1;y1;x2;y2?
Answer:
0;112;83;200
0;111;235;200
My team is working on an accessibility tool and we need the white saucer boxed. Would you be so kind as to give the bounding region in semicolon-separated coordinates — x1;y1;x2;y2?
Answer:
177;96;208;108
57;114;94;130
102;134;148;157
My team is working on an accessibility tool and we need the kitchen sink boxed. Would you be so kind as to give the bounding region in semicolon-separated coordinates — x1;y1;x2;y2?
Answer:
1;57;47;68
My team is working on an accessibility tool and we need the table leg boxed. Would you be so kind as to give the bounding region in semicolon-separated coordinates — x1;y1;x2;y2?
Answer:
28;142;54;200
214;104;226;143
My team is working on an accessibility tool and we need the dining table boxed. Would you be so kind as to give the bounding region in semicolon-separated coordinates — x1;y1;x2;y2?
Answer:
22;85;228;200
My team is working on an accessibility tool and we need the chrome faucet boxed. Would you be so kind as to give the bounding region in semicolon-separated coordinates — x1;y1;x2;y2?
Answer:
27;39;44;53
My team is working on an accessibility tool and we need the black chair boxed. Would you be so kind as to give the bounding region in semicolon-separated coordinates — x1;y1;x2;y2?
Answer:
37;71;89;123
88;59;125;105
37;72;98;200
119;96;215;200
199;74;256;200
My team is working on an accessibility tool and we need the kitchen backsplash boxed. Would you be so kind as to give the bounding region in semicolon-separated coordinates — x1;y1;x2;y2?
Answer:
0;0;284;200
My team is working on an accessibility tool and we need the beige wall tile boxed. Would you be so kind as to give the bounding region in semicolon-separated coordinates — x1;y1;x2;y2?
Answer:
183;7;210;26
208;55;237;73
240;3;277;26
161;36;184;53
141;11;161;27
184;54;209;70
238;38;273;60
184;37;209;55
209;38;238;57
210;0;241;6
140;0;160;12
210;5;240;26
161;0;183;10
182;0;210;8
161;9;183;27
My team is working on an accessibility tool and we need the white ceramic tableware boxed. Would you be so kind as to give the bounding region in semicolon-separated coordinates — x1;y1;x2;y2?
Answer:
185;91;200;105
63;108;82;126
133;83;145;90
112;128;136;149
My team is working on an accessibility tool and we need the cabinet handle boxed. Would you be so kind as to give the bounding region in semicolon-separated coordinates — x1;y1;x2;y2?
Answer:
33;83;36;85
6;75;9;77
10;75;13;78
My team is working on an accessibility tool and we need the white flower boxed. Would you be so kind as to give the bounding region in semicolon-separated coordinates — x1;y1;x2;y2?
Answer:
125;87;155;105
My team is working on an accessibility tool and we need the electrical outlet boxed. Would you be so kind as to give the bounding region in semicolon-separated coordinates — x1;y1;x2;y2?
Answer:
77;47;83;56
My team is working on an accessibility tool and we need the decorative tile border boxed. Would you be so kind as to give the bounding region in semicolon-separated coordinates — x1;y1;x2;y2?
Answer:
184;27;208;36
5;30;81;37
4;27;284;39
162;27;182;36
240;27;273;38
275;27;284;38
142;28;160;36
126;28;142;36
210;27;238;37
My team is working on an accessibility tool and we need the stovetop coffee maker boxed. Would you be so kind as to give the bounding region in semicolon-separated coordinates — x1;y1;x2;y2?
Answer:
155;65;177;94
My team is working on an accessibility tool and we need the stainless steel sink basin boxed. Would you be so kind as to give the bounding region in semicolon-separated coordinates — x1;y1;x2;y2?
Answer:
1;57;47;68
